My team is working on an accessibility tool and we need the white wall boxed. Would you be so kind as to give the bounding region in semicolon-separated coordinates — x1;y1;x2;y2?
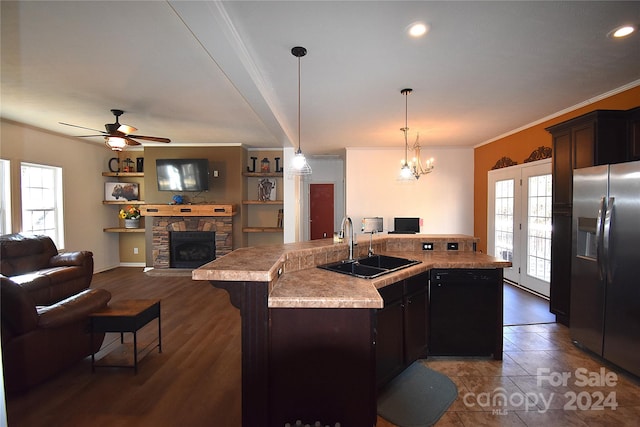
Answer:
282;149;345;242
345;146;474;236
1;120;119;272
301;156;345;240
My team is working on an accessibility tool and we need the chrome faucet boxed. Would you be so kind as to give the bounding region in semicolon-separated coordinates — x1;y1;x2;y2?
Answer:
368;230;377;257
340;216;355;260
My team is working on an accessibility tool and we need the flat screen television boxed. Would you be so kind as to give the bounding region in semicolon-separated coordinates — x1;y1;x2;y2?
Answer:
156;158;210;192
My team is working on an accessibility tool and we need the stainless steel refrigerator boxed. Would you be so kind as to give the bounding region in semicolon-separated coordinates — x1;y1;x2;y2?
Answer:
571;160;640;377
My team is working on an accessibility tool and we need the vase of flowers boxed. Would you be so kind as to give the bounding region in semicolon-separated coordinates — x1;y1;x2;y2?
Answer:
119;205;141;229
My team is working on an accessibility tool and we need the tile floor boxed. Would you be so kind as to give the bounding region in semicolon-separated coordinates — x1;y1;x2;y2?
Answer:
383;323;640;426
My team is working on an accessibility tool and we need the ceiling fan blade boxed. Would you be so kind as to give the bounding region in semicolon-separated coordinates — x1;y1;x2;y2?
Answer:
75;134;109;138
118;124;137;135
124;137;142;146
128;134;171;143
59;122;107;134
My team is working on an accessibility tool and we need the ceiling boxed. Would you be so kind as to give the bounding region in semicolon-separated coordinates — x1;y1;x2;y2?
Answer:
2;1;639;156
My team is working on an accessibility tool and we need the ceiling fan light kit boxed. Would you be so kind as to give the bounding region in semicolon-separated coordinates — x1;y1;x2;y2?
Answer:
105;136;127;151
60;108;170;151
289;46;312;177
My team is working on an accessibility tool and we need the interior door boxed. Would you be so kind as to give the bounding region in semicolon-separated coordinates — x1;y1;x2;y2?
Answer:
310;183;334;240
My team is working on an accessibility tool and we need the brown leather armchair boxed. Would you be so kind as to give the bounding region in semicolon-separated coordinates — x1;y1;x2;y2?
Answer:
1;275;111;393
0;234;110;392
0;234;94;305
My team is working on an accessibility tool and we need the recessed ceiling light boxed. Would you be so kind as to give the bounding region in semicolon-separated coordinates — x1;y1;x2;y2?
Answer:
408;22;429;38
610;25;635;38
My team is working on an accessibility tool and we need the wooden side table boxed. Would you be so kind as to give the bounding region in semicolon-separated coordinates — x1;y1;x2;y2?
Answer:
90;299;162;373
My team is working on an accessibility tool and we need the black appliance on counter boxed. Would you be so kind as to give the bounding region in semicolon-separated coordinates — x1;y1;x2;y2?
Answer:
388;217;420;234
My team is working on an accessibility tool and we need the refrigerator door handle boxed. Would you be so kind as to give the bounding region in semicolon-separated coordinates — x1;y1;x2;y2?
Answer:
595;196;607;281
603;197;615;284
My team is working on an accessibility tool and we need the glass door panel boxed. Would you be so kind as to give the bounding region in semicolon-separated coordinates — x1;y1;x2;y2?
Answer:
488;167;520;284
521;168;552;296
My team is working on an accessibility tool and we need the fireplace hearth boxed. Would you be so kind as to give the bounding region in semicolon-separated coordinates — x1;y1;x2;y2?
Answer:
170;231;216;269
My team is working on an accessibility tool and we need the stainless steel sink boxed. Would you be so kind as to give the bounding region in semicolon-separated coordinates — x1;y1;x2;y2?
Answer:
318;254;420;279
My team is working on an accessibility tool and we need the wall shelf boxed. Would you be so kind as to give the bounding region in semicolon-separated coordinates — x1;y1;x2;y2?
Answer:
242;154;284;245
102;172;144;177
103;200;145;205
242;227;283;233
242;172;283;178
242;200;283;205
103;227;145;233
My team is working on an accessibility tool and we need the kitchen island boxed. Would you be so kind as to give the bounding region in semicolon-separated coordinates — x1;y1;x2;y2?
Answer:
193;234;510;427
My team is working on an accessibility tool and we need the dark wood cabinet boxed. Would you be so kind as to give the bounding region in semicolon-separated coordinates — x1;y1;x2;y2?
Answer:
375;281;405;389
552;131;573;207
269;307;376;427
403;273;429;363
629;107;640;161
546;110;630;324
550;211;572;322
375;272;429;390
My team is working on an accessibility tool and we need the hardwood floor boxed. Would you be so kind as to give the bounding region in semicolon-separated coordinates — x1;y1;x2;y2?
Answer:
6;268;640;426
6;268;243;427
503;282;556;326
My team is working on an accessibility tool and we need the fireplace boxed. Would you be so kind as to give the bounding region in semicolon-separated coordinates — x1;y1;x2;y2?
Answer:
148;212;234;270
170;231;216;268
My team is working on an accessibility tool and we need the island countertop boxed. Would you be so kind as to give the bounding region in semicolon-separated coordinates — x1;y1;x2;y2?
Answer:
193;234;511;309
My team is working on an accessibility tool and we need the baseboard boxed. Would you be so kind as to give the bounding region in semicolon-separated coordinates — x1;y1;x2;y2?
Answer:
119;262;146;268
504;279;550;301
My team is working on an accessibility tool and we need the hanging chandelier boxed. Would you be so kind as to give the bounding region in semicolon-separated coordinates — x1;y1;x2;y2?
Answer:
399;88;434;180
289;46;312;176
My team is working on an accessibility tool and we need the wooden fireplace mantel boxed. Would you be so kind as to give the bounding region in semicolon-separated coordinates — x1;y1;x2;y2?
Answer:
140;204;237;217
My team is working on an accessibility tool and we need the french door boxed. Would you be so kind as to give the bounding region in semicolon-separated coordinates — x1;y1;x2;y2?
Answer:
488;159;552;297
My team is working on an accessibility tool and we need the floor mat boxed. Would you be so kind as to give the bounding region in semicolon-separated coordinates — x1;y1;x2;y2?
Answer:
377;361;457;427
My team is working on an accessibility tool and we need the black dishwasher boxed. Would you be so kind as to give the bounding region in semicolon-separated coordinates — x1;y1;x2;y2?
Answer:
429;269;502;358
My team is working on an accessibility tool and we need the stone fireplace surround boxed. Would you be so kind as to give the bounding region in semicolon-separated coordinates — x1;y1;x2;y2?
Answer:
151;216;232;269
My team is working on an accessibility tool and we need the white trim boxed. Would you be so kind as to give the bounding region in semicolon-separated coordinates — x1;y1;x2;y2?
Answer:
119;262;146;268
474;79;640;148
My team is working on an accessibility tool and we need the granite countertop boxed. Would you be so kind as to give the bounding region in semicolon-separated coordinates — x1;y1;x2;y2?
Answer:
193;234;511;309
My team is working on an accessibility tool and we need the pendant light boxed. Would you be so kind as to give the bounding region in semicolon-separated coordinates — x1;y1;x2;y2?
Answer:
289;46;312;176
398;88;434;180
399;89;414;180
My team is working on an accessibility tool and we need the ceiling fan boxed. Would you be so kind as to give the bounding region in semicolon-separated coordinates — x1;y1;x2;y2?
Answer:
59;109;171;151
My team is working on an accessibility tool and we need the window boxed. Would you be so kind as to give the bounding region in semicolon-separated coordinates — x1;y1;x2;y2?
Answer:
0;159;11;234
21;162;64;248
